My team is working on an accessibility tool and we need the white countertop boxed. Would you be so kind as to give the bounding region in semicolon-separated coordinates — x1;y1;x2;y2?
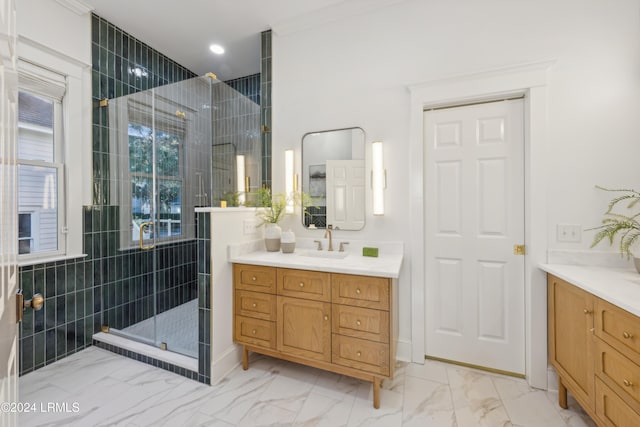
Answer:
540;264;640;317
230;249;403;278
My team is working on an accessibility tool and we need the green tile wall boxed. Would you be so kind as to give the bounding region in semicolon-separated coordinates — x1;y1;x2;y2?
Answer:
196;212;211;384
91;13;197;205
225;73;260;105
19;257;97;374
261;30;272;189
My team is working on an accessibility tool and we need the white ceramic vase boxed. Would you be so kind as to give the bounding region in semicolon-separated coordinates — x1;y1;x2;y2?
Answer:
265;223;282;252
281;229;296;253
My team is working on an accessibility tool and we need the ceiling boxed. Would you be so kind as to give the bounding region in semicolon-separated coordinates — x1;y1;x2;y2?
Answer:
83;0;396;81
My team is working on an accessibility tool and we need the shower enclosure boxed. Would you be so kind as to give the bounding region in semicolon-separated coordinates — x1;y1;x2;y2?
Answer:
104;75;260;358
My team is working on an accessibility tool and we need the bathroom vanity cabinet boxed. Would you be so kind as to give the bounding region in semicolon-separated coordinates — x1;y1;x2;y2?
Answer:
548;273;640;426
233;263;398;408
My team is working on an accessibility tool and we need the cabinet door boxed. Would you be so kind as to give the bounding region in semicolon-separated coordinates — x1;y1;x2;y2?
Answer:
548;275;595;406
277;296;331;362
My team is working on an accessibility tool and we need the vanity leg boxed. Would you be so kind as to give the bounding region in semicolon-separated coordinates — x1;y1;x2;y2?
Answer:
373;377;381;409
558;377;568;409
242;346;249;371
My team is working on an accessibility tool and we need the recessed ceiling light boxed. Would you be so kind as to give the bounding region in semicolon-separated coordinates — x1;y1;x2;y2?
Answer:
209;44;225;55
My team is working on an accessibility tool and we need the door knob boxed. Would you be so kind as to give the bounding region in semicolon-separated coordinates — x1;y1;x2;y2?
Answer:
16;290;44;323
24;293;44;311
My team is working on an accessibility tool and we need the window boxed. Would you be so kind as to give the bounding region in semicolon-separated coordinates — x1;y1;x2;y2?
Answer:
111;93;207;249
18;213;34;254
17;71;66;259
128;122;184;241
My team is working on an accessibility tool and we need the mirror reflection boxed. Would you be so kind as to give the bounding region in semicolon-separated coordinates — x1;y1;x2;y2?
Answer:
301;127;365;230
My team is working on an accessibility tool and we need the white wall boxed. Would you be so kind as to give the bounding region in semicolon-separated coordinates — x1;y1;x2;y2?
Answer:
207;208;262;381
272;0;640;369
17;0;90;64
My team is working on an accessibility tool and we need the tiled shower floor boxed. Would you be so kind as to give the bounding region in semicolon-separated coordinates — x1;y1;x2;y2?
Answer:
19;346;596;427
119;299;198;358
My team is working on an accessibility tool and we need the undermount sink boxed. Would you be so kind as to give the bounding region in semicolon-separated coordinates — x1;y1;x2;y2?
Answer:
297;250;349;259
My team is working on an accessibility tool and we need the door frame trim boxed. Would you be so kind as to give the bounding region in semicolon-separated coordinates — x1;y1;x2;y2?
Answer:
408;60;555;389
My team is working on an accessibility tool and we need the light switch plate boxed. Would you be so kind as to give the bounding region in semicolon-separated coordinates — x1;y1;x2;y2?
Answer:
557;224;582;243
243;219;258;235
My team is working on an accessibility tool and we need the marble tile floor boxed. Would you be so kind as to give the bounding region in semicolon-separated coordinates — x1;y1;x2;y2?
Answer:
19;346;596;427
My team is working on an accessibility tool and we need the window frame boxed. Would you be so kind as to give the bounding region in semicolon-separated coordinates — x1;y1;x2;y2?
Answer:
127;121;186;244
111;95;190;250
17;73;67;262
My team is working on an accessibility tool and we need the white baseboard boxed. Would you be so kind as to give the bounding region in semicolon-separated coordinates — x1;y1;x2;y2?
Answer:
396;338;412;362
211;345;242;385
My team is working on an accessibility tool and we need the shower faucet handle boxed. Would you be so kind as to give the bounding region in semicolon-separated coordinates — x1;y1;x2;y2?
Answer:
314;240;323;251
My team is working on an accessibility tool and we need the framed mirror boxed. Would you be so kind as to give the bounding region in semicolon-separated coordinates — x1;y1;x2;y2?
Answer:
301;127;365;230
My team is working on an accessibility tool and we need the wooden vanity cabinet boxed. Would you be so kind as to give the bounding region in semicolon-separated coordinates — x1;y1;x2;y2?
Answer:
548;274;640;426
548;275;595;412
233;263;397;408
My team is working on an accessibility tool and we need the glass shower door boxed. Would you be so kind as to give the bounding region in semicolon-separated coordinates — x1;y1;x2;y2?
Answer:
108;81;205;358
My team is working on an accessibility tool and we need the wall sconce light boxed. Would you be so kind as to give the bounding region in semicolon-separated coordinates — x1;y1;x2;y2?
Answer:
236;154;246;204
372;141;386;215
285;149;296;213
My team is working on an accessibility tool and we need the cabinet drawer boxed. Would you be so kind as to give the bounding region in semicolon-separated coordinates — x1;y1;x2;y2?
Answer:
596;339;640;410
234;264;276;294
277;268;331;302
596;298;640;365
235;290;276;321
332;334;389;376
234;316;276;349
332;274;389;310
332;304;389;343
596;377;640;427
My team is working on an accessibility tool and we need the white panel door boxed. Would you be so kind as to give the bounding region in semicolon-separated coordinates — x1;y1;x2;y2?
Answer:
326;159;365;230
0;0;19;425
424;99;525;375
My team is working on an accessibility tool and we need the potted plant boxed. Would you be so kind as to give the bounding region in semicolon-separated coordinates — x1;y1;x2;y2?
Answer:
250;188;314;252
589;186;640;273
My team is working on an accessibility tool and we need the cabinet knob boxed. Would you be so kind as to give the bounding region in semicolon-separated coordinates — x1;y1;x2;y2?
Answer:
252;276;257;281
583;309;592;315
251;329;257;335
356;288;361;295
324;315;329;321
356;351;362;357
356;320;361;326
624;379;634;387
252;303;257;308
299;282;305;288
623;331;633;339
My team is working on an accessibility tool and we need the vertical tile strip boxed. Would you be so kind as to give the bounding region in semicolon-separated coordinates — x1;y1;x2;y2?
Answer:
261;30;272;189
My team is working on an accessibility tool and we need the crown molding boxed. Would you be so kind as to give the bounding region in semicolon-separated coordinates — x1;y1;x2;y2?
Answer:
271;0;411;36
55;0;94;15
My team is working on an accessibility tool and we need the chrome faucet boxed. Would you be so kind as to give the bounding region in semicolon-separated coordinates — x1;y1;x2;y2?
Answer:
325;225;333;251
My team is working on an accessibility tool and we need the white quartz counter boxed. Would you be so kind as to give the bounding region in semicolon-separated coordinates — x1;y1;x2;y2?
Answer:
539;264;640;317
230;249;403;279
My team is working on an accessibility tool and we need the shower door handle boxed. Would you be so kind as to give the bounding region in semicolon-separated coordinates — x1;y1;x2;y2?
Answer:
139;221;155;250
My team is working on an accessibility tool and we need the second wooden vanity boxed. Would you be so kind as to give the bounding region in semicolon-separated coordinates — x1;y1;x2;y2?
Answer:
546;267;640;427
232;262;399;408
